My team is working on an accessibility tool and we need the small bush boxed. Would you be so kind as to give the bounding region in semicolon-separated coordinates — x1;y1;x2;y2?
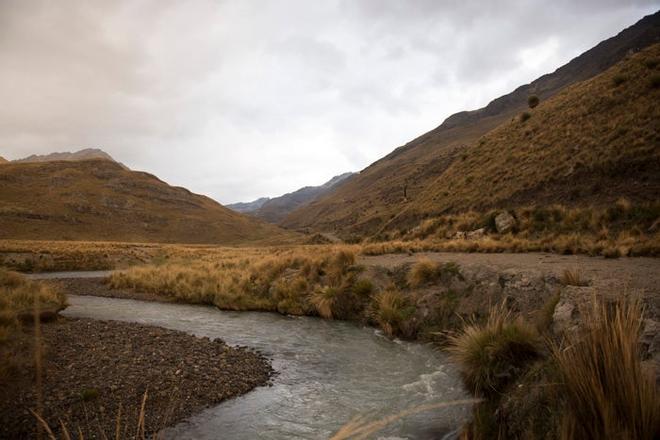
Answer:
650;73;660;89
80;388;100;401
612;74;627;86
352;279;374;297
553;297;660;439
448;304;541;397
644;58;658;69
520;112;531;123
527;95;540;109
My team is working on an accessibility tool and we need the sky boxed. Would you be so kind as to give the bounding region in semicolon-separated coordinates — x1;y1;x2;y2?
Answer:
1;1;658;204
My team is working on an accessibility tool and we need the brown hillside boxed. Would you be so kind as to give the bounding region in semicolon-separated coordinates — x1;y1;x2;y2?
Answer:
282;11;660;236
0;156;7;164
0;160;295;244
389;43;660;231
13;148;116;164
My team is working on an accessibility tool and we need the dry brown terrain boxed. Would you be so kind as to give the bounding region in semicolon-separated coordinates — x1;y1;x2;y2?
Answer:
0;159;298;245
282;12;660;237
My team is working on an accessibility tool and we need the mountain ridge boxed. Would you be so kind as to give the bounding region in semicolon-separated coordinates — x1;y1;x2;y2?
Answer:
0;159;296;244
282;10;660;237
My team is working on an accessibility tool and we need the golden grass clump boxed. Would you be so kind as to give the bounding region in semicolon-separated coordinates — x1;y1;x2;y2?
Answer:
371;290;417;338
0;269;67;342
560;268;589;287
448;304;541;397
553;297;660;439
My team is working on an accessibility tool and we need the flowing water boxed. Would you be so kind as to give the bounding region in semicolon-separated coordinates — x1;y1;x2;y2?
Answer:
49;272;469;439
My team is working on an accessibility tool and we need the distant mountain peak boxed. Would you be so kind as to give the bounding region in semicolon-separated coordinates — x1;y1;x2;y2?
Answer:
14;148;117;164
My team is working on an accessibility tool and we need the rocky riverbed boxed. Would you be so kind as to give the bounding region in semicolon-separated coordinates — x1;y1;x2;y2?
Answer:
0;317;274;439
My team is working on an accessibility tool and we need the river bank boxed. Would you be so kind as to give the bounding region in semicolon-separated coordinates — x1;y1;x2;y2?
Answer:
0;316;273;439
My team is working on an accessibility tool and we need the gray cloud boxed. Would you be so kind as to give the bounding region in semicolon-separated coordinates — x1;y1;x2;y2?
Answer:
1;0;658;203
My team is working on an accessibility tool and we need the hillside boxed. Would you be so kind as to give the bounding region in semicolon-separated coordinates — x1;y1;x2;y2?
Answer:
388;43;660;231
253;172;354;223
282;11;660;237
13;148;117;164
227;197;271;214
0;156;7;164
0;159;295;244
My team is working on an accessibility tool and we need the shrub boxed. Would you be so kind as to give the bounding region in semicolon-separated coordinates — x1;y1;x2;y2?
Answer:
612;74;627;86
553;297;660;439
448;304;541;397
527;95;540;109
650;73;660;89
352;279;374;297
520;112;531;123
644;58;659;69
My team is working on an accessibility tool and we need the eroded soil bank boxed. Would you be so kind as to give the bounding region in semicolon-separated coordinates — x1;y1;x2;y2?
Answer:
0;318;273;439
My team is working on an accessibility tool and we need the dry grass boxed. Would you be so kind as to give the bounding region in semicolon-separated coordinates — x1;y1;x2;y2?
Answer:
553;297;660;439
370;290;417;338
560;269;589;287
448;304;541;397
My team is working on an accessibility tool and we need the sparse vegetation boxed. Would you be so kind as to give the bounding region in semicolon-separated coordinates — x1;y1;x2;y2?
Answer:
553;298;660;439
519;111;531;122
528;95;540;108
560;269;588;286
448;304;541;397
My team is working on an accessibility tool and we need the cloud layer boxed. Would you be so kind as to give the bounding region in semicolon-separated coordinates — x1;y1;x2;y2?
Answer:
1;0;658;203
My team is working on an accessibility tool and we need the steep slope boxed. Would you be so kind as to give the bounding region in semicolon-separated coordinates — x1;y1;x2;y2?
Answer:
282;11;660;236
0;156;7;164
0;159;295;244
390;43;660;230
227;197;271;214
13;148;116;163
254;172;354;224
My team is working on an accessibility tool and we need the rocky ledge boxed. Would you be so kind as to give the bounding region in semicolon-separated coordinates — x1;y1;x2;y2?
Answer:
0;318;274;439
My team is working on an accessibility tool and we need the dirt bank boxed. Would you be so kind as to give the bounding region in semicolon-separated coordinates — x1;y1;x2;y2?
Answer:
0;318;274;439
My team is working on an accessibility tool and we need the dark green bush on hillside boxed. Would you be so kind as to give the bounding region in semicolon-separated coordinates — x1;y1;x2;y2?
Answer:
527;95;539;109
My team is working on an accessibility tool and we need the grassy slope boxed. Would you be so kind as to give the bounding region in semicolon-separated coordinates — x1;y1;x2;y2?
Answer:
0;159;297;245
388;43;660;230
282;12;660;237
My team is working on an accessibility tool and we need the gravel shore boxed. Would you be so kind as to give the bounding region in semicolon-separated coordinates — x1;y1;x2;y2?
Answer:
0;317;274;439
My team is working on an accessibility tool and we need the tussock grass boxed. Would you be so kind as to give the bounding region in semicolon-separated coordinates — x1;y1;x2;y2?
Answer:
406;259;462;288
448;304;541;397
0;269;66;342
560;269;588;287
553;298;660;439
371;290;417;338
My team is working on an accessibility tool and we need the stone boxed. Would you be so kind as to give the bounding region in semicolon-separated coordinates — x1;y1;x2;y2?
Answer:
495;211;516;234
466;228;486;240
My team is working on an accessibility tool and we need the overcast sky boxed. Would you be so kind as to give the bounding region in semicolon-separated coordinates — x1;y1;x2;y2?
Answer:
1;1;658;203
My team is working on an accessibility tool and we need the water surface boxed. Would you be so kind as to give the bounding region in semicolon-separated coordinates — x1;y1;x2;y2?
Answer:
63;295;469;439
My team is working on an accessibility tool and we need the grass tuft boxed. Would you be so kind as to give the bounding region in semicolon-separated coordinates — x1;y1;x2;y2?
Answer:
448;304;541;397
553;297;660;439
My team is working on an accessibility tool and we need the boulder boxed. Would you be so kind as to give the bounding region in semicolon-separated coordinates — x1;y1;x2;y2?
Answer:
495;211;516;234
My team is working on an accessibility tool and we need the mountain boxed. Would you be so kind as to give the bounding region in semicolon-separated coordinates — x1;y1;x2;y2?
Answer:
229;172;354;224
13;148;117;164
0;159;296;244
227;197;271;214
393;42;660;230
0;156;7;164
282;11;660;237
